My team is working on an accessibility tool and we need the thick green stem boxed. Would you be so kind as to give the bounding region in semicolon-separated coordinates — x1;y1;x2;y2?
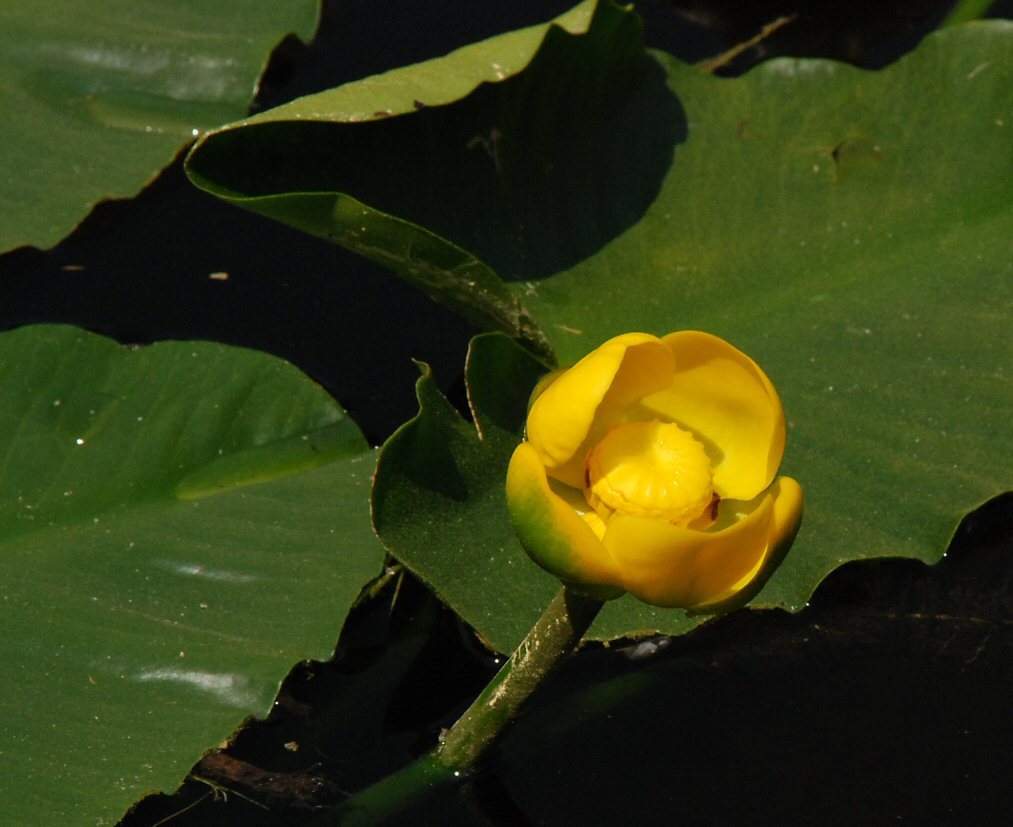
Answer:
315;586;603;825
435;585;603;768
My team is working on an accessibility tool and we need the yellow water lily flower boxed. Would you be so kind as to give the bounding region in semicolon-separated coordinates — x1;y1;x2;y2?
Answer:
506;331;803;610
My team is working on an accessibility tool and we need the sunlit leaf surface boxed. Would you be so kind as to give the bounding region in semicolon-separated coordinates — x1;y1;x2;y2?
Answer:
190;3;1012;641
0;0;319;252
0;325;383;825
186;1;607;355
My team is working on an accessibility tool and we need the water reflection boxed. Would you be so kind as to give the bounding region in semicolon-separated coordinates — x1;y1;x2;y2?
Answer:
153;558;259;584
133;667;259;709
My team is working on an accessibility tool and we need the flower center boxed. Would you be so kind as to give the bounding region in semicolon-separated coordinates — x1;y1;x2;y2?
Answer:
584;419;714;525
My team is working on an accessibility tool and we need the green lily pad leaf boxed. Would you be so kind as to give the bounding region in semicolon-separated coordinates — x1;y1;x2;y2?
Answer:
0;325;384;825
518;22;1013;613
372;332;704;653
191;2;1012;639
0;0;319;253
186;0;648;358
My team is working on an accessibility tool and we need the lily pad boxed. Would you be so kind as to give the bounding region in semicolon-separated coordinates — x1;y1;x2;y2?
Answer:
520;20;1013;612
0;0;319;253
0;325;384;825
186;0;623;356
189;2;1012;641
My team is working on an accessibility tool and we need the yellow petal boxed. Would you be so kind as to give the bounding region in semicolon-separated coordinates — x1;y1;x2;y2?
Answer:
526;333;674;488
506;442;625;599
638;331;786;500
526;367;567;412
602;477;803;610
579;509;608;541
